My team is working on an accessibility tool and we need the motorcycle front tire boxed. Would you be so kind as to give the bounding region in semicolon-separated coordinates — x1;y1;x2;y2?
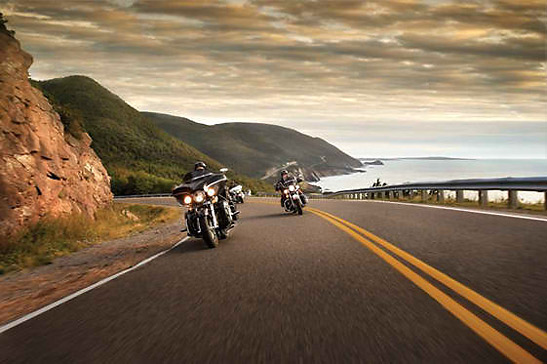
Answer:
199;215;219;248
295;200;303;215
217;227;229;240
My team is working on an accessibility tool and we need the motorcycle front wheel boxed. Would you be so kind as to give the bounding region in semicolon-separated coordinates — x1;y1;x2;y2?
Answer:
295;200;303;215
217;228;229;240
199;215;219;248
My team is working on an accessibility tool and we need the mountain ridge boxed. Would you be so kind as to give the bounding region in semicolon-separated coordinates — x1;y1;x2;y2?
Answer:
144;111;361;181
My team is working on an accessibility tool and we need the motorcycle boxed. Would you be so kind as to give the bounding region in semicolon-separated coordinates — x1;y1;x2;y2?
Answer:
229;184;245;204
279;178;306;215
172;168;239;248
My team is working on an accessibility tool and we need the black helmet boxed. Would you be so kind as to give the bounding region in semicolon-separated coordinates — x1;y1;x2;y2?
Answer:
194;161;206;170
280;170;288;176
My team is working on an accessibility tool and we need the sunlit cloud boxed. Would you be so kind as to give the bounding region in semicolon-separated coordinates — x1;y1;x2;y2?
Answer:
2;0;545;158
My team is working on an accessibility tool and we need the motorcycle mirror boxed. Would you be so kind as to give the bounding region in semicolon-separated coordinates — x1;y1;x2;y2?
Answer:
220;168;229;173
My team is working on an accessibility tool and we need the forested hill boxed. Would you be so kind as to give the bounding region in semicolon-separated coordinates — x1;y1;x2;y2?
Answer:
144;112;361;180
33;76;270;194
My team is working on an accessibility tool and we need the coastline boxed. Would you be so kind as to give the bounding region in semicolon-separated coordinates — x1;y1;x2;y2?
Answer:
313;158;547;203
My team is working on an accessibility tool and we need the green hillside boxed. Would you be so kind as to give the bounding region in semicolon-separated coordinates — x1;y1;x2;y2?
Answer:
143;112;361;179
33;76;270;194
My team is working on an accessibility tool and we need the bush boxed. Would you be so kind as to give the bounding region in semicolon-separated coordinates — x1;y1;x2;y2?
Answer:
109;168;177;195
0;203;179;274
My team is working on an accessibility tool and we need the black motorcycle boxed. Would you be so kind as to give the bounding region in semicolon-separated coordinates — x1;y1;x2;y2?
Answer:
279;178;307;215
173;168;238;248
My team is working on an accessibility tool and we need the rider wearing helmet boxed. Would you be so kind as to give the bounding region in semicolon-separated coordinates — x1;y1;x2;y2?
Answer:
277;170;290;185
275;170;308;207
183;161;209;182
195;161;206;170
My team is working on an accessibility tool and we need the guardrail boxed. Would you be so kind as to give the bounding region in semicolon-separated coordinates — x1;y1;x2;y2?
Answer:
323;176;547;210
114;176;547;210
114;193;172;199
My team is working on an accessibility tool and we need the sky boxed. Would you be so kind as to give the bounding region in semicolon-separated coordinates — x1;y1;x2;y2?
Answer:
2;0;546;158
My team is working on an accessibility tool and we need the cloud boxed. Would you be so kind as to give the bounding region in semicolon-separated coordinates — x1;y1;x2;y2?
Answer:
106;0;138;8
1;0;545;158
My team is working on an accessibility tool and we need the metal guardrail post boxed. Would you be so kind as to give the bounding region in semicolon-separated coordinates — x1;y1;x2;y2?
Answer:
479;190;488;207
437;190;445;203
508;190;519;209
456;190;464;203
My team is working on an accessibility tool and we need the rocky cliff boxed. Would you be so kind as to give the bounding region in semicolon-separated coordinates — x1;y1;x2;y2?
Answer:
0;30;112;236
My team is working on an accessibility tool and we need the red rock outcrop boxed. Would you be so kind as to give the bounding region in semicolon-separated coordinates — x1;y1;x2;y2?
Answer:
0;31;112;236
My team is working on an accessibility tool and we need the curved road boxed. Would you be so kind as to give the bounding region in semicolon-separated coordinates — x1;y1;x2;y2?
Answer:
1;197;546;363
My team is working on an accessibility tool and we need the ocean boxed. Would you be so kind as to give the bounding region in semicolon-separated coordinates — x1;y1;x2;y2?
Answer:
315;159;547;203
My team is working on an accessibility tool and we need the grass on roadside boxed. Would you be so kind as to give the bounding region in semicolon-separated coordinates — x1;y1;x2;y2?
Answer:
438;199;545;212
0;203;180;275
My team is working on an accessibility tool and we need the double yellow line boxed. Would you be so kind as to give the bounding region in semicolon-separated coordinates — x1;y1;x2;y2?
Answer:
305;207;546;363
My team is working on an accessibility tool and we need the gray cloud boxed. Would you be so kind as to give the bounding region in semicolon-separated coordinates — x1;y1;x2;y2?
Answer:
107;0;138;7
2;0;545;158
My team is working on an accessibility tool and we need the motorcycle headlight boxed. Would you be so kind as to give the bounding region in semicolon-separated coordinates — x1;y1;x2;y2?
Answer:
284;189;289;194
194;191;205;203
205;186;216;197
288;185;295;192
183;195;193;205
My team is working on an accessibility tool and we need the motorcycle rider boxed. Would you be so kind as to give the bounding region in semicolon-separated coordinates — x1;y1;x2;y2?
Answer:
183;161;210;182
184;161;235;210
275;170;308;207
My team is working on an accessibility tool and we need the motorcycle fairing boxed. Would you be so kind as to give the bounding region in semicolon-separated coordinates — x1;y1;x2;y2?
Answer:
173;173;226;197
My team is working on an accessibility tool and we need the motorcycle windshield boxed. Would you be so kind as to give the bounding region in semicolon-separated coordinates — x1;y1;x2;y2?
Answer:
173;173;226;196
204;173;227;189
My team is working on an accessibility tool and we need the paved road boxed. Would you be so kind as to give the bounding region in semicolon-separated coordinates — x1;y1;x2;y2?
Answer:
1;197;546;363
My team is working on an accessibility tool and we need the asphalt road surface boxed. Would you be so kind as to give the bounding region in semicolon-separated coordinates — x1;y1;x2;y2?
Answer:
1;197;546;363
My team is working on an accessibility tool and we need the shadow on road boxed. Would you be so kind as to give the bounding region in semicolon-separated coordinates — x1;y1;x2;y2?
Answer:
171;238;210;254
241;212;299;221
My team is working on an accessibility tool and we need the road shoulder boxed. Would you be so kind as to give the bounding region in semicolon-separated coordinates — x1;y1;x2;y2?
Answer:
0;221;184;326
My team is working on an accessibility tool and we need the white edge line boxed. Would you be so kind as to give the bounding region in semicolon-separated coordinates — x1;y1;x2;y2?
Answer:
314;198;547;222
0;236;189;335
250;196;547;222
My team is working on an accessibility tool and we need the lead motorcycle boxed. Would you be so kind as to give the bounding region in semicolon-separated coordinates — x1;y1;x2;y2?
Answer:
172;168;238;248
278;177;307;215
